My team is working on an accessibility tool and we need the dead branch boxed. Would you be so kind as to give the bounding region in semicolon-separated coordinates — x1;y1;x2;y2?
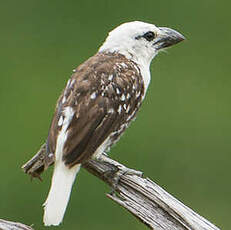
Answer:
0;219;34;230
22;144;220;230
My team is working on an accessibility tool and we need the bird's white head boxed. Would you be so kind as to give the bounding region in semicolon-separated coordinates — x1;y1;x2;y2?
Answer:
99;21;185;67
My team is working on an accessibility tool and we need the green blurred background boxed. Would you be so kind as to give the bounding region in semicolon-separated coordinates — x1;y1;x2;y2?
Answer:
0;0;230;229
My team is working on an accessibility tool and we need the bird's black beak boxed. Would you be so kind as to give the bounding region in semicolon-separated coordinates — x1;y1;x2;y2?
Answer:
154;27;185;50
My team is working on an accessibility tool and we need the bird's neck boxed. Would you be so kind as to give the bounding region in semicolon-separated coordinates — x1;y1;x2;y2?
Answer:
119;49;152;95
99;43;154;66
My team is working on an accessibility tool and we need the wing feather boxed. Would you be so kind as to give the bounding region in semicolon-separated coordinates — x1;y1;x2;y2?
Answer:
46;52;144;167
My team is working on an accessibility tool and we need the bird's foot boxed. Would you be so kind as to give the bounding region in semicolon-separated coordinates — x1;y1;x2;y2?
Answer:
96;153;143;194
109;165;143;195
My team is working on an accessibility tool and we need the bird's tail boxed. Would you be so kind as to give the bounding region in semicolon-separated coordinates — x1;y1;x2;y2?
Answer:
43;161;81;226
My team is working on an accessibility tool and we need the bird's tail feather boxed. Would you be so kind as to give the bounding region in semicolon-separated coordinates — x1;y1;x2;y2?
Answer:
43;161;81;226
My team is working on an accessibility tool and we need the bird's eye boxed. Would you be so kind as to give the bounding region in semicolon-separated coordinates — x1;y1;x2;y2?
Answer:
143;31;156;41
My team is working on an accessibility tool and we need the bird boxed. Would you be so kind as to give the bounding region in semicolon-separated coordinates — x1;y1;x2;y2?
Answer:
42;21;185;226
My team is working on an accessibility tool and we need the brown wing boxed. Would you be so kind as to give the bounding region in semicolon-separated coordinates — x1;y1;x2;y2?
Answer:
46;52;144;167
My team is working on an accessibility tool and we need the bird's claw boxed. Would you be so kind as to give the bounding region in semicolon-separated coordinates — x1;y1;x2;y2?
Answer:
95;154;143;194
110;166;143;194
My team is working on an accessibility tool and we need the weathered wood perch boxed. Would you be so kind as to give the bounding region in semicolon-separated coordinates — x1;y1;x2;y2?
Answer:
0;219;34;230
21;143;220;230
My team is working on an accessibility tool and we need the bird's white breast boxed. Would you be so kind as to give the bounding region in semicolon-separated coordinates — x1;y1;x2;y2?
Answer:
137;61;151;96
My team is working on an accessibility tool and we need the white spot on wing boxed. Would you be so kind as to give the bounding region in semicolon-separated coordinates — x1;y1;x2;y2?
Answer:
120;94;125;101
133;65;140;74
66;79;71;87
117;105;122;114
62;96;66;104
108;74;113;81
63;107;74;126
126;105;130;113
126;109;136;121
120;63;127;68
90;92;97;99
58;116;64;126
101;79;105;84
127;93;131;99
117;123;127;133
123;104;127;110
100;85;105;91
136;91;141;98
70;79;75;86
116;88;121;94
108;108;114;114
48;153;53;158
